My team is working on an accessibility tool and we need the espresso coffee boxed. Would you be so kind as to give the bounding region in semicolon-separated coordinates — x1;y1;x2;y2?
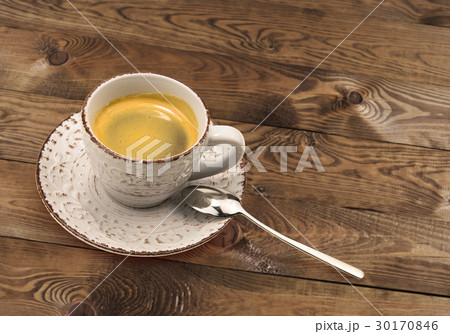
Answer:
93;93;198;159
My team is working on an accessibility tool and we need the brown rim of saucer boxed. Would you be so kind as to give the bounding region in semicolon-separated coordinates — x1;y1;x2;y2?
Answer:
81;72;211;164
35;112;247;256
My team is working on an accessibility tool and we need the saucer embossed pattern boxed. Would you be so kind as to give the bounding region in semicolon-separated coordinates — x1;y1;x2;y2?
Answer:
37;112;246;256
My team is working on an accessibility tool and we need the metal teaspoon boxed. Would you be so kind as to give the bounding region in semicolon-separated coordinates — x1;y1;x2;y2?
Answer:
181;185;364;279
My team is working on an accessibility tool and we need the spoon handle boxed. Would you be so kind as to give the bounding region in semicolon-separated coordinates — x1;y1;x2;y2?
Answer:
240;209;364;279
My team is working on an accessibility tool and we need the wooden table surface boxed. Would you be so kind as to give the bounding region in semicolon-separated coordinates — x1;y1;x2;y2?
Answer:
1;0;449;316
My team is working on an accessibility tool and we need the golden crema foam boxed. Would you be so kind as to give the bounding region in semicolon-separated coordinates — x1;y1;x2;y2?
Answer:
93;93;198;160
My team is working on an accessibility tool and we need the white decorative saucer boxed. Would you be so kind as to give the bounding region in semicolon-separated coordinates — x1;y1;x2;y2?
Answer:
36;112;246;256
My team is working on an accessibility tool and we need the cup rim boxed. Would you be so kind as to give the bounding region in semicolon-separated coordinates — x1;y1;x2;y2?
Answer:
81;72;210;164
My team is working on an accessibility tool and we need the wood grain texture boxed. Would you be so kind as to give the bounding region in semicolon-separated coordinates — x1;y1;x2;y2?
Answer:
1;0;450;316
1;236;448;316
1;1;450;87
240;121;450;221
1;89;449;296
1;158;448;296
2;89;450;220
2;27;450;151
0;90;79;162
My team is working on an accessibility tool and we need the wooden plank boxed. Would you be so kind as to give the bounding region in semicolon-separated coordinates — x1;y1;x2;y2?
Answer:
240;120;450;222
0;1;450;86
1;88;450;220
2;27;450;151
235;0;450;27
0;91;79;163
0;236;448;315
1;159;449;296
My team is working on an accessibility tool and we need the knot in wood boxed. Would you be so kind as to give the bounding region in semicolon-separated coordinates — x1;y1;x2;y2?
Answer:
349;91;363;105
48;51;68;66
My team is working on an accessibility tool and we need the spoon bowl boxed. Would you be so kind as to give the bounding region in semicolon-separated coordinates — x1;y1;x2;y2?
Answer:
181;185;242;217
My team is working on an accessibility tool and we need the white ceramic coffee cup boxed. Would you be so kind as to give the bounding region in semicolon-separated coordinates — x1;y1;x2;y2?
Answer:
82;73;245;207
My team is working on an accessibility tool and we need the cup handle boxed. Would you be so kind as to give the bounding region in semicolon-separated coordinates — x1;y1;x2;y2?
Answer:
189;124;245;180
